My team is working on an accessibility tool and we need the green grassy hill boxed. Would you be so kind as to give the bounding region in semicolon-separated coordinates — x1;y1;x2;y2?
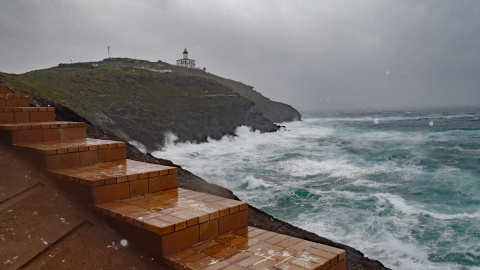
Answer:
0;58;288;151
164;62;302;123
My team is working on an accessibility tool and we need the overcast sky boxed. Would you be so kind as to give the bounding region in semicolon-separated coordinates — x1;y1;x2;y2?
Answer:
1;0;479;112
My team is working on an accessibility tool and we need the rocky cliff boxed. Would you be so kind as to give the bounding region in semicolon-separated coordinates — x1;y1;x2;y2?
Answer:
162;62;302;123
0;58;298;151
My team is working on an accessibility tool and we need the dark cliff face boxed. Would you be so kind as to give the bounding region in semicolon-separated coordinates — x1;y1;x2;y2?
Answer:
175;102;279;142
250;98;301;123
105;100;278;151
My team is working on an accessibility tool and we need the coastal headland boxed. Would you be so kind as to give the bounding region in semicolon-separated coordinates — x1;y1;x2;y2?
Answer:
0;60;387;269
1;58;300;152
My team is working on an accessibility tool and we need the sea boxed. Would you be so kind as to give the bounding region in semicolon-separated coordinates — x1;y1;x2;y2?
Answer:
152;108;480;270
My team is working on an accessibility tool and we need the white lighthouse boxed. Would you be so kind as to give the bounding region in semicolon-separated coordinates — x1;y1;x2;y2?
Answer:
176;48;196;69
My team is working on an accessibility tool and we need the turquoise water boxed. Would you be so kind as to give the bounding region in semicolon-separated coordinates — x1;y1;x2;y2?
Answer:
153;109;480;269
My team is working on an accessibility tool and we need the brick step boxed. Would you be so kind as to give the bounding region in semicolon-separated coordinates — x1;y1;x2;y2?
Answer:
0;107;55;124
13;138;126;170
0;94;30;108
0;85;9;94
49;159;178;204
163;227;346;270
0;121;85;144
95;188;248;256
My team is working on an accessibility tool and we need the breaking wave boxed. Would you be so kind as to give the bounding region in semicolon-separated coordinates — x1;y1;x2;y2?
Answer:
154;109;480;269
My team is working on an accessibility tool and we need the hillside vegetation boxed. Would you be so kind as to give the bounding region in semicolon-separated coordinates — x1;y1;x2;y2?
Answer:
0;58;299;151
165;62;301;123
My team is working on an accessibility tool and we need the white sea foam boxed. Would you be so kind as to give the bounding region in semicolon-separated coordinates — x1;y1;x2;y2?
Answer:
374;235;453;270
330;189;360;200
163;131;179;147
426;211;480;220
240;176;271;190
437;165;461;173
352;179;396;188
278;157;411;180
374;193;480;220
374;193;419;214
384;236;429;261
385;237;428;261
308;188;362;201
296;209;438;269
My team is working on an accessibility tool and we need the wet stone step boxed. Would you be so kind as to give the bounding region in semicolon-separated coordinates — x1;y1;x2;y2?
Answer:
50;159;177;187
13;138;126;170
0;121;86;144
95;188;248;255
13;137;124;154
0;85;9;94
162;226;347;270
0;94;30;108
49;159;178;203
0;121;84;130
0;107;55;124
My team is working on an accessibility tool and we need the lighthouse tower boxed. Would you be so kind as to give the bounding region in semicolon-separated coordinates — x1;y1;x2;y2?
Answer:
176;48;196;69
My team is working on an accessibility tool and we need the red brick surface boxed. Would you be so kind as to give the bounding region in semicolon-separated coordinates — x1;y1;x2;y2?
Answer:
162;227;347;270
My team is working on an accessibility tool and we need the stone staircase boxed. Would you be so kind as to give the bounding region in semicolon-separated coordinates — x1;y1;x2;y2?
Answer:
0;83;346;270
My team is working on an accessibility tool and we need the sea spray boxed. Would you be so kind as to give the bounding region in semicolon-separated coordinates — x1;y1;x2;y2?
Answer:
154;109;480;269
163;131;179;147
128;140;147;153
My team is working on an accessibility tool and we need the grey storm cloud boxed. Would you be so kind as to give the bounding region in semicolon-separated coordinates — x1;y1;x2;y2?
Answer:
1;0;479;112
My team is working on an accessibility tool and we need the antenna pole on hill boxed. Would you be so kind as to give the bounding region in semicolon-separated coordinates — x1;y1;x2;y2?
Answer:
107;46;110;59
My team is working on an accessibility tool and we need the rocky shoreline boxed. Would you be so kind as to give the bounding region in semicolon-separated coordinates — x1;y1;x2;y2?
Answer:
86;121;388;270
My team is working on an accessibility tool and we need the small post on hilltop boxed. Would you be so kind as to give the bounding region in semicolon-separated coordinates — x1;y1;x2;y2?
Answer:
107;46;110;59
